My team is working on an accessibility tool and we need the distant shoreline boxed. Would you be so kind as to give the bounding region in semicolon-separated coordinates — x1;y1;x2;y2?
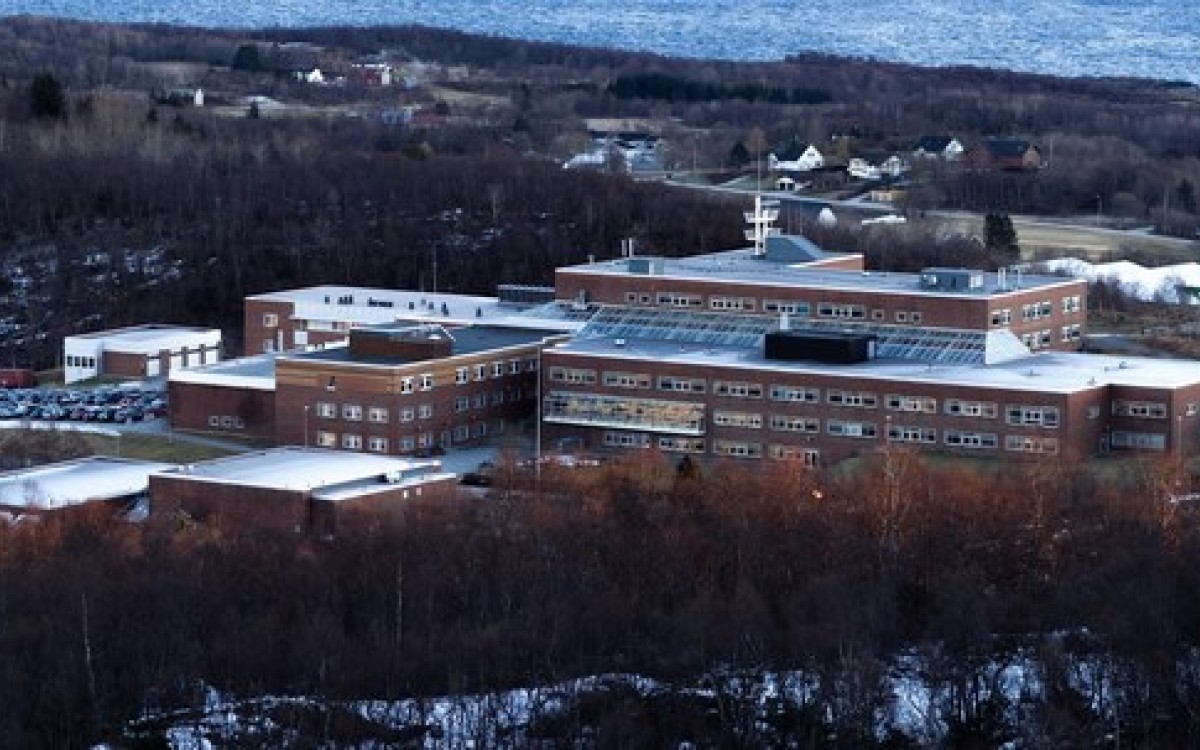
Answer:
7;0;1200;85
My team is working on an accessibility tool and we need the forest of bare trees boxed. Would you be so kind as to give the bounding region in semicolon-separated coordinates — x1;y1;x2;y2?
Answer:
2;452;1199;746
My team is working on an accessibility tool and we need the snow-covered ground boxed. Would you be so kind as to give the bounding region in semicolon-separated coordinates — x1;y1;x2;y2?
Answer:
1038;257;1200;304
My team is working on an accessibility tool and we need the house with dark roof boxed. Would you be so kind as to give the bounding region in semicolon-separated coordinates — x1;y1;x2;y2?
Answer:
964;138;1043;171
912;136;963;161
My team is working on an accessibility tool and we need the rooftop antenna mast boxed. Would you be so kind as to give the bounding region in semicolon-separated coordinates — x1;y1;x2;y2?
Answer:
744;194;781;257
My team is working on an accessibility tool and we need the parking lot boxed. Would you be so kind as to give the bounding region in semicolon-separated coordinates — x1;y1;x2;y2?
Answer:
0;384;167;425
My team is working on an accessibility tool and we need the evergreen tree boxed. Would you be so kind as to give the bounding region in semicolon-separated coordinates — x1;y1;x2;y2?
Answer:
28;72;65;119
984;212;1019;260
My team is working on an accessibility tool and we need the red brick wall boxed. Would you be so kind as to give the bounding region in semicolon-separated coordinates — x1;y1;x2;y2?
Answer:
168;381;276;440
150;475;311;533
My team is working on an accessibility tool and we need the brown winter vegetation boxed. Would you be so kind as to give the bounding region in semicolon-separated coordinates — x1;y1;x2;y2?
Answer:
3;451;1200;746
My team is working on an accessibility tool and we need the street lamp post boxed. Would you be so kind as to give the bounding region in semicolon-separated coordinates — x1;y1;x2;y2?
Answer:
303;404;310;448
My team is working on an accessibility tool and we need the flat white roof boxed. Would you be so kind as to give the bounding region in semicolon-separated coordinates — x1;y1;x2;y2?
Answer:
166;447;446;493
67;324;221;354
559;250;1082;299
0;456;177;510
169;354;277;391
247;285;583;332
551;336;1200;395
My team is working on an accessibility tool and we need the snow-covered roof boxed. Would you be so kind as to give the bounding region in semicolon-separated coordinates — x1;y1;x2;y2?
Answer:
169;354;277;391
0;456;177;510
164;447;450;496
66;324;221;354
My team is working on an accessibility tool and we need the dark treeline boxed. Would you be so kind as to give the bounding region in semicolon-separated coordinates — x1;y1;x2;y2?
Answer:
3;452;1200;746
608;72;832;105
0;81;743;365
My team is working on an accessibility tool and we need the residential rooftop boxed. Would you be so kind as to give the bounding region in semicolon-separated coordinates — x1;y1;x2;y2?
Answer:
0;456;177;511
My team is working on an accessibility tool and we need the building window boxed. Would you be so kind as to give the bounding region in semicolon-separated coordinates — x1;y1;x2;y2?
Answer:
368;407;389;423
910;312;923;324
826;420;878;438
886;394;937;413
1112;400;1168;418
400;407;415;422
207;415;220;427
658;436;706;453
604;431;651;447
657;292;702;308
1110;431;1166;451
944;430;998;449
455;367;469;385
763;300;810;316
895;311;908;323
508;359;521;375
544;392;705;434
991;309;1011;326
1005;435;1059;454
473;393;487;409
887;424;937;444
316;431;336;447
817;303;866;319
657;375;706;393
454;425;470;441
342;404;363;421
603;371;651;389
767;445;820;466
709;296;756;311
550;367;596;385
768;415;820;433
1006;405;1060;428
418;404;433;419
455;396;470;412
827;390;878;408
769;385;820;403
401;436;416;452
942;399;996;419
474;364;487;381
713;411;763;429
368;436;388;453
491;362;505;378
473;422;488;438
420;374;434;391
342;434;362;450
1062;295;1082;314
315;402;336;418
401;377;414;394
713;381;763;399
262;313;278;328
712;440;763;458
491;391;504;406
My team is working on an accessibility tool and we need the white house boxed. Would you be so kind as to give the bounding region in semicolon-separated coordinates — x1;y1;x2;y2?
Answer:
912;136;964;161
768;142;824;172
64;325;222;384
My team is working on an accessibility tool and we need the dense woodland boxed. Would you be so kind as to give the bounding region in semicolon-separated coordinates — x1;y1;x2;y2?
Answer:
2;451;1200;746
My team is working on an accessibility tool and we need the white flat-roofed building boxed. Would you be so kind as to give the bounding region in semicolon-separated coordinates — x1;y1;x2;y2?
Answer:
150;447;458;533
0;456;177;519
64;324;222;384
